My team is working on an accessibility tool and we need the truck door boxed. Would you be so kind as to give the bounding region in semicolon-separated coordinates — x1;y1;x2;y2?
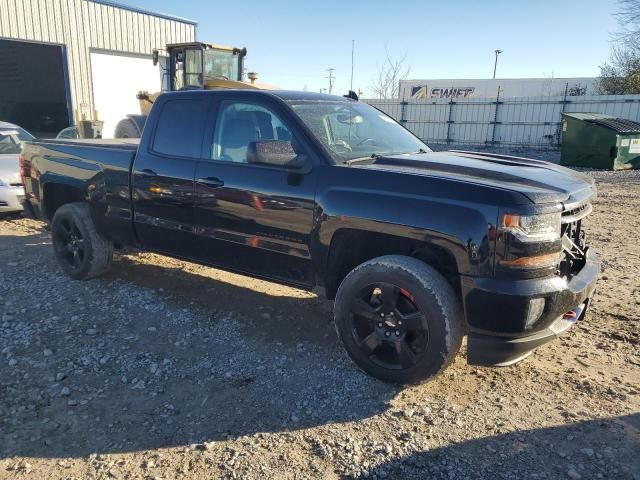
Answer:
131;95;211;255
192;96;317;286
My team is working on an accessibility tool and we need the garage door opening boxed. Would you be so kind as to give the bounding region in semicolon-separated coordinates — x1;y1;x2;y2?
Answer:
91;51;162;139
0;39;72;137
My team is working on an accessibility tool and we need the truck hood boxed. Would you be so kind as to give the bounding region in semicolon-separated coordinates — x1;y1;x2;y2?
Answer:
0;154;21;185
353;150;595;205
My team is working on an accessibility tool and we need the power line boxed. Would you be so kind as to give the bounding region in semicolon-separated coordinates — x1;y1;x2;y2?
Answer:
326;68;336;94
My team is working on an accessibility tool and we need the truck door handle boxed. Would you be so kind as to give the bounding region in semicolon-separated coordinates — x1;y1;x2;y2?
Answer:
139;168;158;176
197;176;224;188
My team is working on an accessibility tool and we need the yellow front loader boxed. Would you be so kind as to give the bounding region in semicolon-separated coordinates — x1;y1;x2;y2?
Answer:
115;42;267;138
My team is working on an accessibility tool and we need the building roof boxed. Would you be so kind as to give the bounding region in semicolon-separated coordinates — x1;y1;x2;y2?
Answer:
90;0;198;25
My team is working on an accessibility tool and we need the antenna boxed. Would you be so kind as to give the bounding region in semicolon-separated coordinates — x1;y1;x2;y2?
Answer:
350;40;355;92
347;41;356;148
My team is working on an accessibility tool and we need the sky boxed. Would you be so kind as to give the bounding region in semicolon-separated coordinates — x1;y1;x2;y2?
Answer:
124;0;619;97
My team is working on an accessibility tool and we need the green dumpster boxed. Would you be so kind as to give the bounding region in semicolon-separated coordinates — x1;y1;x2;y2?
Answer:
560;112;640;170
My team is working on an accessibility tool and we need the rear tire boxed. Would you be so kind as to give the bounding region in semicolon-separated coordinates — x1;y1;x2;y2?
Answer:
114;117;141;138
334;255;464;384
51;203;113;280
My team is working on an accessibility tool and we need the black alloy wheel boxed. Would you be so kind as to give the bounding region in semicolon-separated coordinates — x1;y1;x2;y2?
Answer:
349;282;429;370
50;203;113;280
334;255;464;384
52;217;86;273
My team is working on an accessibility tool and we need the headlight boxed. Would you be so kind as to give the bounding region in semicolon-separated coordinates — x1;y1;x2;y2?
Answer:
0;178;7;187
501;212;561;242
497;212;562;270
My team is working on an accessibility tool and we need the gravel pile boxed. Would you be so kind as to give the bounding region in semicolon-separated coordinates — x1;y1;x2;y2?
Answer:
0;168;639;479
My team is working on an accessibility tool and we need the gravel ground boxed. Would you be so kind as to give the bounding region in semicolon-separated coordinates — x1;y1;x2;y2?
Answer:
1;156;639;479
429;143;565;163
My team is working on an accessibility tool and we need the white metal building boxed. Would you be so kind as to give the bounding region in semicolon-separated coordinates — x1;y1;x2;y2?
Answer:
0;0;196;137
400;77;599;101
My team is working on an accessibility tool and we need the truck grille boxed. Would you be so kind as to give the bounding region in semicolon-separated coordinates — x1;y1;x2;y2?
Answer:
562;203;591;224
559;204;590;278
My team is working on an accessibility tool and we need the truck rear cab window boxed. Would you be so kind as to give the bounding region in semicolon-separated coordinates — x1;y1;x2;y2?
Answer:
152;99;209;158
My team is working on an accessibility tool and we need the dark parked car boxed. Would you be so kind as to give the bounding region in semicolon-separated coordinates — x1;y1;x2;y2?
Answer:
20;90;599;384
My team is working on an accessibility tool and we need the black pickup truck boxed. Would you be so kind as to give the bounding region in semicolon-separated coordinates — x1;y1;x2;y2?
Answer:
20;90;599;384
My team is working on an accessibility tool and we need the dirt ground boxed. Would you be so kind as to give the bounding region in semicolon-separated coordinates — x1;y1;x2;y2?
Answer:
0;170;639;479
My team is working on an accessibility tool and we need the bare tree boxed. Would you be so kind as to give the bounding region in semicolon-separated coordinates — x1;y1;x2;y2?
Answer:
614;0;640;49
599;0;640;94
599;46;640;94
370;48;411;99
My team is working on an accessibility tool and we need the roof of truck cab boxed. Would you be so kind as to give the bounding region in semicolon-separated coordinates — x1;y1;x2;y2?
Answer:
163;89;354;103
0;121;21;129
268;90;355;102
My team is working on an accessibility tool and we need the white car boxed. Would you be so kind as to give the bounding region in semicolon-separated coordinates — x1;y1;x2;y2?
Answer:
0;122;34;213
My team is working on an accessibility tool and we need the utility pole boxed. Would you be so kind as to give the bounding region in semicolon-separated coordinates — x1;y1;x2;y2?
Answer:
493;49;503;80
326;68;336;94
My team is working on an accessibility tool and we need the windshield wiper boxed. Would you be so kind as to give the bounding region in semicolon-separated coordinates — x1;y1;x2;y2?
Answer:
345;153;382;166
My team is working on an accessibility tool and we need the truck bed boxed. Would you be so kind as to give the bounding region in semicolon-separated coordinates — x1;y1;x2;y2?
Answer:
22;136;140;243
24;138;138;180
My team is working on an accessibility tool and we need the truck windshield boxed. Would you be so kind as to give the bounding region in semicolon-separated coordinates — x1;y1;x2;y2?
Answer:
0;128;34;155
204;49;240;82
288;101;430;162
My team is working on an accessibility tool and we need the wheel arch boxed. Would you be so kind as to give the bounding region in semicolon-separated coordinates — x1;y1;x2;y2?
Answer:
323;228;461;300
42;182;87;222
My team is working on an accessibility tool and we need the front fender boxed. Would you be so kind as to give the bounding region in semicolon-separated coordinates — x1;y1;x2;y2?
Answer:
313;186;498;279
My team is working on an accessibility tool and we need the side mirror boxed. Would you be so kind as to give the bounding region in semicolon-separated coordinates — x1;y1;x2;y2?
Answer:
337;113;364;125
247;140;307;169
152;49;159;66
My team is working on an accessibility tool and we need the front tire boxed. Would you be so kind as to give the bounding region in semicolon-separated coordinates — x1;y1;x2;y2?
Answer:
51;203;113;280
334;255;464;384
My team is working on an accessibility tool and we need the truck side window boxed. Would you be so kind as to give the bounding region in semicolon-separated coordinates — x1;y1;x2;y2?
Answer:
152;99;209;158
211;101;293;163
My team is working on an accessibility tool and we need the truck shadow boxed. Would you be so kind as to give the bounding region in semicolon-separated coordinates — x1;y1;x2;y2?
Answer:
1;231;401;459
110;252;337;349
353;413;640;480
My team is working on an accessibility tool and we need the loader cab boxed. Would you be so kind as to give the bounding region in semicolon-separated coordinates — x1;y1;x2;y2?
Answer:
167;43;246;91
